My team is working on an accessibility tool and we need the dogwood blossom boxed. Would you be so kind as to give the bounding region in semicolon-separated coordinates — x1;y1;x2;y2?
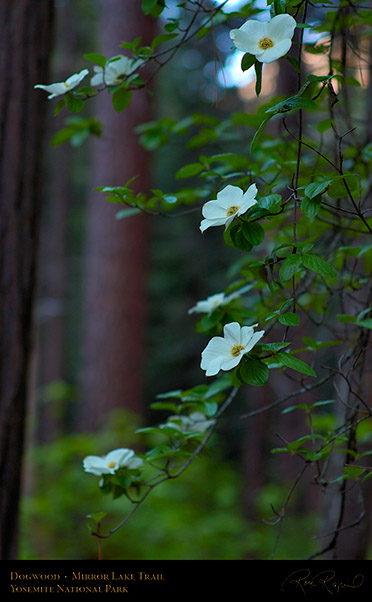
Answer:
163;412;216;434
201;321;265;377
188;290;241;314
83;448;143;476
230;14;297;64
90;55;143;87
200;184;258;233
34;69;89;99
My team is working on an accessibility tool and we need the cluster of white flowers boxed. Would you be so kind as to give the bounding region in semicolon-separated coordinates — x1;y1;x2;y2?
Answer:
162;412;215;434
34;55;142;99
42;12;296;474
90;55;143;87
83;448;143;476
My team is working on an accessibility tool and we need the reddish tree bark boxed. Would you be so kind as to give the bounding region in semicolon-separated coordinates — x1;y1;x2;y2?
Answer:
0;0;54;558
77;0;154;430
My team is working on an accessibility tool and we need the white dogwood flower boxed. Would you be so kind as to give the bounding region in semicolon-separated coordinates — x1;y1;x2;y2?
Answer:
230;14;297;64
90;55;143;87
188;290;241;315
201;321;265;377
83;448;143;476
188;292;227;314
163;412;216;434
200;184;258;233
34;69;89;99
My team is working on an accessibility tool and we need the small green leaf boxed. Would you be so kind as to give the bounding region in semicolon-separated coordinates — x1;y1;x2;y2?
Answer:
279;312;300;326
64;92;85;113
115;208;142;219
357;319;372;330
239;357;269;386
241;53;255;72
304;180;331;199
254;60;262;97
302;253;338;279
279;254;302;282
337;314;357;324
87;512;107;523
84;53;107;67
176;162;203;179
301;195;322;218
276;352;317;377
112;88;132;112
241;222;265;246
316;118;334;133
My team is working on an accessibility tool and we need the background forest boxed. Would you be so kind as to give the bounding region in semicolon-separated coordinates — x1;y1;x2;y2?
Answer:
1;0;372;561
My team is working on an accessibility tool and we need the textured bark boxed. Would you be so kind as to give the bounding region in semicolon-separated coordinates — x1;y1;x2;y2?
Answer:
77;0;154;430
0;0;54;558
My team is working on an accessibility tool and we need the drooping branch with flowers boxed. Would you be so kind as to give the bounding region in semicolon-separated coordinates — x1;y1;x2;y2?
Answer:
35;0;372;559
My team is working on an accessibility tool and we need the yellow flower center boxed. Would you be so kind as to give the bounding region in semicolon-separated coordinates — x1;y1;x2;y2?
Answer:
226;205;240;217
107;461;117;469
231;344;245;357
258;37;274;50
64;82;70;88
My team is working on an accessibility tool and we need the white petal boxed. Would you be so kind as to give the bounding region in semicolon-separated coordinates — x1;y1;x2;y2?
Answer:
244;329;265;353
240;326;255;346
83;456;110;476
230;20;267;54
106;448;134;466
243;183;258;200
200;216;228;232
90;71;104;87
222;322;241;346
258;39;292;64
65;68;89;88
220;353;244;372
34;82;67;96
267;14;297;42
127;457;143;469
216;185;243;209
202;200;229;219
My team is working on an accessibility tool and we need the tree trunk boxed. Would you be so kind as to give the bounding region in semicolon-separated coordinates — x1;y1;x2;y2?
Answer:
0;0;54;559
77;0;154;431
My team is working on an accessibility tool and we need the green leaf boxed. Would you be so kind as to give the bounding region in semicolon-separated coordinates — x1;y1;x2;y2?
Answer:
241;53;255;72
239;357;269;386
279;254;302;282
327;172;359;199
301;195;322;218
87;512;107;523
115;208;142;219
278;312;300;326
64;92;85;113
241;222;265;246
337;314;357;324
357;319;372;330
304;180;331;199
254;60;262;97
176;162;203;179
316;118;334;133
276;352;317;377
151;33;178;50
302;254;338;279
84;53;107;67
112;88;132;112
285;55;301;73
229;225;253;252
